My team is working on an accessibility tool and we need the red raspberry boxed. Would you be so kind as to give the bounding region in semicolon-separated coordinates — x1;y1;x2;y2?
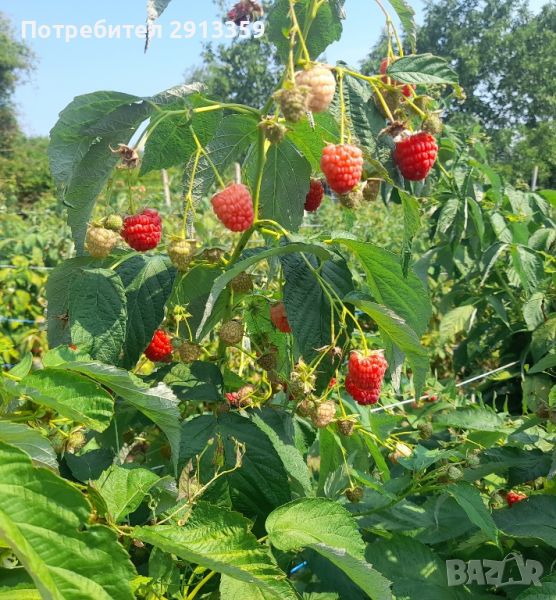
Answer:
380;58;415;98
144;329;173;362
270;302;291;333
321;144;363;195
506;491;527;507
305;178;325;212
345;375;380;405
211;184;254;232
393;132;438;181
122;208;162;251
348;350;388;389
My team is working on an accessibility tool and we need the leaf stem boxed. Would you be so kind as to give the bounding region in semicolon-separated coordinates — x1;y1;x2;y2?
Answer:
186;570;217;600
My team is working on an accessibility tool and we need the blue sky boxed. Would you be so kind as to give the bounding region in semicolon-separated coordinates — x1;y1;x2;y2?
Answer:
3;0;548;136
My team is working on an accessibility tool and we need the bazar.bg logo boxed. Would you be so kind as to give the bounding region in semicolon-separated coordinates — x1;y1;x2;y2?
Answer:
446;554;545;587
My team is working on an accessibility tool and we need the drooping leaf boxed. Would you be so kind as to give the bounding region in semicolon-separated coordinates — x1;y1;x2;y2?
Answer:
50;361;181;472
251;409;313;497
385;0;416;52
400;192;421;276
49;92;151;253
46;257;100;348
267;0;345;62
180;412;291;520
335;238;431;336
22;369;114;432
68;267;127;364
266;498;391;600
281;250;354;387
0;442;135;599
140;101;222;175
439;305;476;343
386;54;459;85
247;139;312;231
445;482;498;543
93;464;160;522
0;421;57;470
134;501;298;599
493;496;556;548
115;254;176;368
183;114;258;204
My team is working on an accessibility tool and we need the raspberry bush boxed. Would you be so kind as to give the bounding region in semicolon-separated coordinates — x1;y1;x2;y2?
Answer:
1;1;555;599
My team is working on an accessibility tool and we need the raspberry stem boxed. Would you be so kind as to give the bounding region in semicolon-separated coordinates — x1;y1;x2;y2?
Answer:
253;128;267;218
190;127;225;188
288;0;312;65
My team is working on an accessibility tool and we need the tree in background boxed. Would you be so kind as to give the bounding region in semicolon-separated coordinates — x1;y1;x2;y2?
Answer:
185;37;281;108
0;12;32;152
362;0;556;188
0;13;54;206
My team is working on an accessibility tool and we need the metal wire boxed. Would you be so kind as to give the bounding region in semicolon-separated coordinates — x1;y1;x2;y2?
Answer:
368;360;521;413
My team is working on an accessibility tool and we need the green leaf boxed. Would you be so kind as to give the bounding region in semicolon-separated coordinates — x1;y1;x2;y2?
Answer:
511;245;544;293
312;543;392;600
286;113;340;171
433;407;506;433
183;114;258;203
516;573;556;599
22;369;114;432
439;305;476;343
385;0;416;52
169;264;228;343
51;361;181;472
251;140;312;232
331;69;384;157
250;409;313;497
196;242;330;339
267;0;345;62
397;445;461;471
0;421;57;470
46;257;100;348
531;315;556;361
49;92;151;253
93;465;160;522
266;498;391;600
267;497;365;557
220;576;284;600
134;502;298;599
115;255;176;369
140;101;222;175
180;413;291;519
368;535;465;600
281;251;354;386
493;496;556;548
335;238;431;336
346;297;429;398
386;54;459;85
400;193;421;276
0;441;135;599
445;482;498;543
68;267;127;364
529;353;556;374
146;0;173;50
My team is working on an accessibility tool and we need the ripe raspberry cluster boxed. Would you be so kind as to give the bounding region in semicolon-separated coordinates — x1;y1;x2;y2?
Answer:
393;132;438;181
122;208;162;251
211;184;254;232
304;178;325;212
227;0;263;25
144;329;173;362
345;350;388;405
321;144;363;195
